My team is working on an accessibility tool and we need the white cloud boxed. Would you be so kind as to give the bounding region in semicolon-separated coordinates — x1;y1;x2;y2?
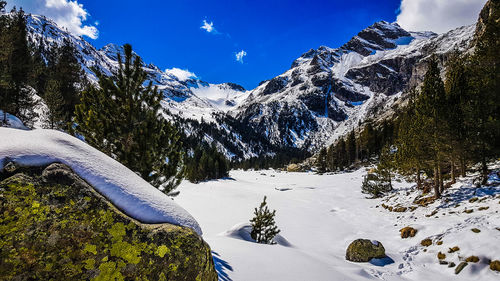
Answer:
235;50;247;63
396;0;487;34
200;19;216;33
165;67;197;81
9;0;99;39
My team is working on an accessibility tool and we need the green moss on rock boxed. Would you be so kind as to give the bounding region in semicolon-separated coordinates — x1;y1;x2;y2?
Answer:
0;163;217;281
345;239;386;262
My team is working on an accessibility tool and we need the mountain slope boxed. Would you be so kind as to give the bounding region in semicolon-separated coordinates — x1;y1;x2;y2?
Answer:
234;21;475;151
24;14;477;160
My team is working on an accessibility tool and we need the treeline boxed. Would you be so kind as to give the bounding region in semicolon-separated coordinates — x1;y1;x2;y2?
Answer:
394;50;498;197
392;5;499;198
184;144;229;183
315;120;395;173
320;9;499;199
232;149;311;170
0;4;85;128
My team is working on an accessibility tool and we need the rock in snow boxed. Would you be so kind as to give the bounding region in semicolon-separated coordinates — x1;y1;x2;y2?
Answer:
346;239;386;262
0;127;202;235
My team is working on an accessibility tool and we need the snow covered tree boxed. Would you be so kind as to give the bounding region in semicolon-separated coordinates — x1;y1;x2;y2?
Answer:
250;196;280;244
74;44;183;193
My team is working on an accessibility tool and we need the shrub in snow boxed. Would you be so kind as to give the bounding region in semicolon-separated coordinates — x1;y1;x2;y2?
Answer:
361;171;392;198
490;260;500;272
250;196;280;244
400;226;417;238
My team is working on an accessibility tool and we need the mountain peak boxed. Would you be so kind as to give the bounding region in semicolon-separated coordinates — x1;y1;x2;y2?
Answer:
342;21;411;56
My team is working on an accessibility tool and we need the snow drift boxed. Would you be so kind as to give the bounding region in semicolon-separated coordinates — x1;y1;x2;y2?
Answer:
0;127;202;235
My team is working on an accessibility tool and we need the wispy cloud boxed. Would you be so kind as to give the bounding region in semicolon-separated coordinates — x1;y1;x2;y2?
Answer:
9;0;99;39
396;0;486;33
200;19;216;33
165;67;197;81
235;50;247;63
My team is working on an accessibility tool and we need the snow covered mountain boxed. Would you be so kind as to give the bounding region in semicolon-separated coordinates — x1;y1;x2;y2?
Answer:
25;14;477;160
27;15;250;121
234;21;475;151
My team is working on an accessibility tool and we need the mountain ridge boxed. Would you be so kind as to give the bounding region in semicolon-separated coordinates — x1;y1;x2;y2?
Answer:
24;13;477;160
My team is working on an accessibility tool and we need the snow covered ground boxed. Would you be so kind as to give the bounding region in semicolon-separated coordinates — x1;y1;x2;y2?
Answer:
176;169;500;280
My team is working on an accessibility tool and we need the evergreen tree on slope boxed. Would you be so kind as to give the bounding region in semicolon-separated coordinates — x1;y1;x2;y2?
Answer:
414;57;448;197
74;44;183;193
466;1;500;184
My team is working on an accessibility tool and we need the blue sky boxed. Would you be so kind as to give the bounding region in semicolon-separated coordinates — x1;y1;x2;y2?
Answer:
9;0;486;89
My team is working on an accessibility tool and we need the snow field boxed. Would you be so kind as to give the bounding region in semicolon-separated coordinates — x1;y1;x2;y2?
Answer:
176;169;500;280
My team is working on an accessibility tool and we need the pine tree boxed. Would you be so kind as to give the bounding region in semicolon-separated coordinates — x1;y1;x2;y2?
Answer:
30;37;49;98
0;7;11;124
74;44;183;192
185;144;229;182
466;2;500;184
359;122;376;160
315;147;327;173
44;79;64;129
0;8;37;126
346;130;356;164
52;38;83;125
414;56;448;197
250;196;280;244
444;53;470;180
334;138;348;171
395;89;430;189
326;144;335;171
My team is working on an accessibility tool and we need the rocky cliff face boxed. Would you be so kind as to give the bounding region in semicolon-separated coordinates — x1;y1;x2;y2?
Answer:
472;0;499;44
0;163;217;280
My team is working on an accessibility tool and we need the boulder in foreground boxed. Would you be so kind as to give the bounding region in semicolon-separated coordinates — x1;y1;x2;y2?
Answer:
0;163;217;280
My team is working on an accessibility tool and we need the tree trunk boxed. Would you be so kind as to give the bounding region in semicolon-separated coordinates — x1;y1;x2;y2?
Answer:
416;168;422;190
438;164;444;193
433;164;440;198
460;155;466;178
481;156;488;186
450;159;456;184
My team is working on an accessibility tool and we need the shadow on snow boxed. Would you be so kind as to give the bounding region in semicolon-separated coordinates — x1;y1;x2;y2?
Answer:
212;251;233;281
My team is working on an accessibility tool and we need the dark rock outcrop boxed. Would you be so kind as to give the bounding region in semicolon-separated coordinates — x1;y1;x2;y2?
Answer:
0;163;217;281
342;21;411;56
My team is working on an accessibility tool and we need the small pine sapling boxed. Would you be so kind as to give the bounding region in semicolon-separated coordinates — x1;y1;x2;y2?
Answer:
250;196;280;244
